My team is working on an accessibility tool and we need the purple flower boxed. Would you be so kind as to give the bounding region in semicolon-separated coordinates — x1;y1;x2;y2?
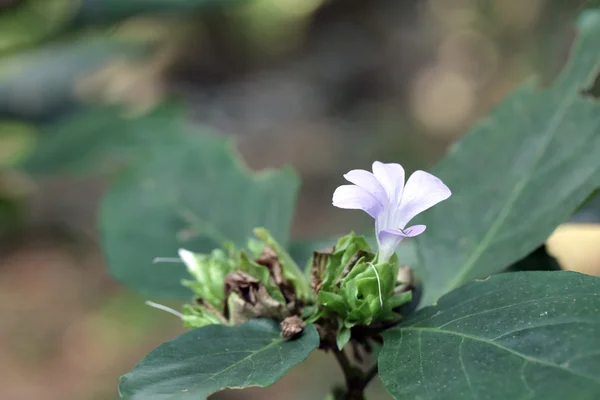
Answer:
332;161;451;263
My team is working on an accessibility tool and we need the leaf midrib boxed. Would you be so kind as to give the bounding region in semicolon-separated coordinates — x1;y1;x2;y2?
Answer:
399;326;600;385
125;331;287;399
441;90;578;295
186;335;285;396
412;293;599;329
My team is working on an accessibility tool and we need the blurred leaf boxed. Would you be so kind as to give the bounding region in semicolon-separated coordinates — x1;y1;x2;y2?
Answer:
119;319;319;400
0;121;36;167
23;105;173;176
0;194;25;237
529;0;589;84
75;0;239;25
99;104;300;299
505;245;562;273
0;0;77;54
22;103;300;300
415;11;600;307
570;191;600;223
288;237;336;269
0;37;147;118
379;271;600;400
584;0;600;10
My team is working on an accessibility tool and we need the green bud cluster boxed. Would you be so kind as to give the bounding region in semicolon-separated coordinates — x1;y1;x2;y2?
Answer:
179;228;311;328
308;233;412;349
176;229;412;350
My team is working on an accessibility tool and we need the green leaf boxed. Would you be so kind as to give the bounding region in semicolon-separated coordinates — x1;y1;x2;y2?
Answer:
321;233;372;293
0;121;36;168
0;0;76;54
379;271;600;400
336;325;351;350
0;38;144;118
0;193;26;238
99;106;300;299
317;291;347;315
75;0;240;26
180;303;225;328
180;247;237;308
570;191;600;223
119;319;319;399
23;105;178;176
584;0;600;10
415;11;600;306
286;234;417;274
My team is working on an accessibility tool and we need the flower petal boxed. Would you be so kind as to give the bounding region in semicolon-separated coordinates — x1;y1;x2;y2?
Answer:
332;185;382;218
377;225;426;263
396;170;451;228
379;225;427;239
344;169;388;205
372;161;405;203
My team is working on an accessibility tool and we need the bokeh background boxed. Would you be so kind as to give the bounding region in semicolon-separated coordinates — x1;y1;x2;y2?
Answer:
1;0;599;399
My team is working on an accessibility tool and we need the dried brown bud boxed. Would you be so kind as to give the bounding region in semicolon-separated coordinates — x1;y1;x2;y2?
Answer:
224;271;260;306
196;298;228;324
310;246;334;295
256;246;297;307
280;316;306;338
224;271;290;324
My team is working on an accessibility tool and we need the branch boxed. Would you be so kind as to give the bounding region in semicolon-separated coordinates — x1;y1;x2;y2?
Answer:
333;349;357;384
357;365;378;391
332;349;379;400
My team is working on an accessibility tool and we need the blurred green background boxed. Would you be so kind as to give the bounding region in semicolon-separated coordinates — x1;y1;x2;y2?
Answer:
0;0;599;399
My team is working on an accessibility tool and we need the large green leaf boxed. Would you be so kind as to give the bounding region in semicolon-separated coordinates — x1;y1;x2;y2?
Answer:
21;103;300;299
119;319;319;399
379;271;600;400
99;106;299;299
415;11;600;306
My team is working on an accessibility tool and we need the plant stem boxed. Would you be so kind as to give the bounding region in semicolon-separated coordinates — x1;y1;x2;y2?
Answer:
333;349;356;383
357;365;378;391
332;349;379;400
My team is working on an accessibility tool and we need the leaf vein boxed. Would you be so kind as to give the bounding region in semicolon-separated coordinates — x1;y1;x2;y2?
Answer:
491;320;597;342
401;327;600;385
433;294;599;331
458;337;472;390
443;91;577;293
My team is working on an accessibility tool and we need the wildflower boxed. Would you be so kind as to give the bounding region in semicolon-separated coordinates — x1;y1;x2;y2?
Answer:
332;161;451;263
